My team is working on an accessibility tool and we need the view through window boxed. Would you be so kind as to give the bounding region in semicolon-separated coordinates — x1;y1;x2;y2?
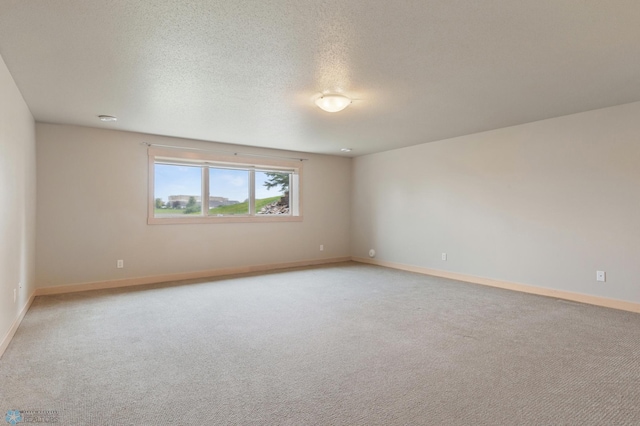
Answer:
149;149;300;223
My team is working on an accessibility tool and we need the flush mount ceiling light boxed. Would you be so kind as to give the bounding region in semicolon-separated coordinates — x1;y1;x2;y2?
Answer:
98;115;117;122
341;148;352;152
315;94;351;113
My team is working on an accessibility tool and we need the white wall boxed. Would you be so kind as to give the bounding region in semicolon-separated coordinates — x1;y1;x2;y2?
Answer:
0;54;36;346
352;101;640;303
36;124;351;288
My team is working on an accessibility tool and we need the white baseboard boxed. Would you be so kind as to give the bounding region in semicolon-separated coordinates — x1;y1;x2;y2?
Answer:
35;257;352;296
0;292;36;359
352;257;640;314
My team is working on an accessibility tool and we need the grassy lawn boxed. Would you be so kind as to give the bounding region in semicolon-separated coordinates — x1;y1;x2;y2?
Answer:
155;196;282;216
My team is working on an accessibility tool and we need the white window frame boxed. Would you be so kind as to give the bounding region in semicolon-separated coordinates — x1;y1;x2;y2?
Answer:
148;147;302;224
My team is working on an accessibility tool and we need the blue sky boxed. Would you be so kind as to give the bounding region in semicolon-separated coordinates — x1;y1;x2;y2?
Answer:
154;165;285;203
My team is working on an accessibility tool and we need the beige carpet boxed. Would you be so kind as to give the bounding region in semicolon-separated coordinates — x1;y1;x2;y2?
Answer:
1;262;640;425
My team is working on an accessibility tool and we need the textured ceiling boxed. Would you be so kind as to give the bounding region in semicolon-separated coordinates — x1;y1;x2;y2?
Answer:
1;1;640;156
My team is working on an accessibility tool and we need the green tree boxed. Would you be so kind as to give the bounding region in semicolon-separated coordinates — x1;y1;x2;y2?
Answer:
155;198;164;209
263;172;289;193
184;196;200;214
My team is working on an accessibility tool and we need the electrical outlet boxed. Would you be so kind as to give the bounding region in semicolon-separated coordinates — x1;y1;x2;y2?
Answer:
117;259;124;269
320;244;324;251
442;253;447;261
596;271;606;282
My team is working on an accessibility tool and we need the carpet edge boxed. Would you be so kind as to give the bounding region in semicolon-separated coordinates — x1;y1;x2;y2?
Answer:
352;256;640;314
34;257;352;296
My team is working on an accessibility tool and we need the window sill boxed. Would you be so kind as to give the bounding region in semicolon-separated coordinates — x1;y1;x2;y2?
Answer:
148;215;303;225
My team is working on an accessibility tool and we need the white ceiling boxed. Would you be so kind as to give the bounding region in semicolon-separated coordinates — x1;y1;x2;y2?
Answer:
1;1;640;156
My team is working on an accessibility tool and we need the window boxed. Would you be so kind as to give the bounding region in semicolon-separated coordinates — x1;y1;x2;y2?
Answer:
149;147;301;224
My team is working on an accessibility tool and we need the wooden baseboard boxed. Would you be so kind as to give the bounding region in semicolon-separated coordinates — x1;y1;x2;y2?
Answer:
0;292;36;359
352;257;640;314
35;257;352;296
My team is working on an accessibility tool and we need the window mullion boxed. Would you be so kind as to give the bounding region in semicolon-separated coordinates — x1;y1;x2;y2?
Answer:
249;169;255;216
291;172;299;216
203;167;209;216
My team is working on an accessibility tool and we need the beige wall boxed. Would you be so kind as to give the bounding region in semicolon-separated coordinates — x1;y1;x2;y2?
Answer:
0;54;36;344
352;101;640;303
36;124;351;288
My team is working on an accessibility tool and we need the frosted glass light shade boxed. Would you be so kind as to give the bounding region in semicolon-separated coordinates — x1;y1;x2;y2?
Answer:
315;94;351;112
